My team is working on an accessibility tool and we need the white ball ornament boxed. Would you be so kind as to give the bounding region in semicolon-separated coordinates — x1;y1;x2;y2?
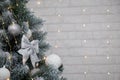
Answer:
45;54;62;69
0;66;10;80
8;22;21;36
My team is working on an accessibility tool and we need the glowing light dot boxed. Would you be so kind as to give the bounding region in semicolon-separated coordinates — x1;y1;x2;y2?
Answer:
58;14;61;17
82;9;86;12
2;22;4;24
106;9;110;12
84;72;87;74
84;56;88;59
43;56;47;60
16;4;18;6
57;29;61;32
6;78;10;80
55;45;58;48
82;24;86;27
37;1;41;4
84;40;87;43
107;56;110;59
36;63;39;67
107;72;111;75
8;55;12;60
106;40;110;44
107;25;110;28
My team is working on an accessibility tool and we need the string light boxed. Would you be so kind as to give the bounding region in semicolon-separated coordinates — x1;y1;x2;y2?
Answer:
107;25;110;28
106;9;110;12
82;24;86;27
57;14;61;17
43;56;47;60
55;45;58;48
84;40;87;43
84;72;87;74
107;72;111;75
82;9;86;12
8;55;12;60
1;19;12;53
36;63;39;67
6;78;10;80
84;56;88;59
107;56;110;59
106;40;110;44
57;29;61;32
16;4;19;6
37;1;41;4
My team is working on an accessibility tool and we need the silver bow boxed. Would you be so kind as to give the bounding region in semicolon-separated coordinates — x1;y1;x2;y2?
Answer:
18;35;40;67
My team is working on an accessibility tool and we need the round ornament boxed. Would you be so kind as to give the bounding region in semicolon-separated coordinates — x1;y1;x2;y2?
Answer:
0;66;10;80
45;54;62;69
8;22;21;36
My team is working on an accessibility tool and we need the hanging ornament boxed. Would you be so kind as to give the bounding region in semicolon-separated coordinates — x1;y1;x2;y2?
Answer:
45;54;62;69
18;35;40;67
8;22;21;36
0;66;10;80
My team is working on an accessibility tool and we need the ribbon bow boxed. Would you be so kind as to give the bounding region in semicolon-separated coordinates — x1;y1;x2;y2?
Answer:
18;35;40;67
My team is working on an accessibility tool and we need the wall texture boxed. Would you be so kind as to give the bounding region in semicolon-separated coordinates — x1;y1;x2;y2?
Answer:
28;0;120;80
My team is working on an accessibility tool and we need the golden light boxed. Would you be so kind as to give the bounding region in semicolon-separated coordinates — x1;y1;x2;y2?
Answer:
37;1;41;5
6;78;10;80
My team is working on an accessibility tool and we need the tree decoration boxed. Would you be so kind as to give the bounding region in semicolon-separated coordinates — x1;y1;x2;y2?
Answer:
45;54;62;69
0;66;10;80
18;35;40;67
8;22;21;36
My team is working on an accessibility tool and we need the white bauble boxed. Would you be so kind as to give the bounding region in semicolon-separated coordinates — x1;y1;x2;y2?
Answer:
8;22;21;36
0;66;10;80
45;54;62;69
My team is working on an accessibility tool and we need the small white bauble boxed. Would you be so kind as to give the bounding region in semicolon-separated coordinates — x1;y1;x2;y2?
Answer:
45;54;62;69
8;22;21;36
0;66;10;80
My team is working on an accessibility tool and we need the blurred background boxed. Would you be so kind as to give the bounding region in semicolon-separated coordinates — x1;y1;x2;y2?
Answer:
27;0;120;80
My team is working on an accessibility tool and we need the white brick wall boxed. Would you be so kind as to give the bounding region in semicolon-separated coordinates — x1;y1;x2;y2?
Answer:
28;0;120;80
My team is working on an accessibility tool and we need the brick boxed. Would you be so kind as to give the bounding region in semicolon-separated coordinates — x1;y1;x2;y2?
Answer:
70;0;112;6
63;15;90;23
93;31;120;39
90;15;120;23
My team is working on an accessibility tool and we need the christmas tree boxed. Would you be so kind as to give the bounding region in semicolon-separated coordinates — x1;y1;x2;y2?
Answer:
0;0;66;80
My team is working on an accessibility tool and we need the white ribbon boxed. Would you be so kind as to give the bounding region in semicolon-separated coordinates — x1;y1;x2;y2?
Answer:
18;35;40;67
